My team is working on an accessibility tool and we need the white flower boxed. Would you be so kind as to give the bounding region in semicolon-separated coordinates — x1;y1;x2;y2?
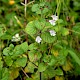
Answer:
51;15;58;21
49;20;56;26
35;36;42;43
49;15;58;26
11;33;21;42
49;30;56;36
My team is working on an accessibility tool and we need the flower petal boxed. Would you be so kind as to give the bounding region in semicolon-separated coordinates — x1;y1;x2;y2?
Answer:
35;36;42;43
49;20;56;26
51;15;58;21
49;30;56;36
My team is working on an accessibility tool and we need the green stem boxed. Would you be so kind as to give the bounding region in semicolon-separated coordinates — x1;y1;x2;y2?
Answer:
24;0;27;18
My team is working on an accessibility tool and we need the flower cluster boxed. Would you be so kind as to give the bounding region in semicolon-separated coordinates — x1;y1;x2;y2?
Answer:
35;30;56;43
49;15;58;26
35;15;58;43
11;33;21;42
49;15;57;37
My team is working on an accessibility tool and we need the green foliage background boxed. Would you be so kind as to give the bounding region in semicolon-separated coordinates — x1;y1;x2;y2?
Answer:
0;0;80;80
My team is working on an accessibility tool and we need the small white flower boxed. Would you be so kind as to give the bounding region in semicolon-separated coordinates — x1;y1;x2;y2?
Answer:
51;15;58;21
35;36;42;43
11;33;21;42
49;20;56;26
15;34;19;37
49;30;56;36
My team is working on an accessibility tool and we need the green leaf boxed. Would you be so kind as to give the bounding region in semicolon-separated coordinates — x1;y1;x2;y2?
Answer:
42;8;49;14
9;68;19;80
0;33;12;40
32;4;39;12
72;22;80;36
58;19;64;24
35;52;42;61
43;67;63;79
3;44;14;56
9;44;14;49
28;43;38;50
31;4;42;14
53;43;63;49
28;50;42;62
34;20;43;30
20;42;28;52
13;42;28;57
3;47;10;56
43;67;56;79
0;68;9;80
14;45;24;56
31;72;40;80
59;48;68;57
41;32;56;43
48;56;56;66
38;62;47;72
61;28;69;36
68;49;80;66
15;57;27;67
42;54;51;62
27;62;35;73
25;21;37;35
28;50;35;62
55;68;63;75
36;9;41;14
39;2;45;7
5;56;13;66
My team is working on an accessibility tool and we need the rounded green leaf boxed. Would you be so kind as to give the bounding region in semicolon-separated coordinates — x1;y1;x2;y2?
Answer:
38;62;47;72
15;57;27;67
61;28;69;36
42;8;49;14
34;20;43;30
36;9;41;14
36;52;42;61
27;62;35;73
5;56;13;66
55;68;63;75
48;58;56;66
1;68;9;80
25;21;37;35
41;32;56;43
28;43;38;50
28;50;36;62
39;2;45;7
32;4;39;12
20;42;28;52
9;68;19;80
42;54;51;62
3;47;10;56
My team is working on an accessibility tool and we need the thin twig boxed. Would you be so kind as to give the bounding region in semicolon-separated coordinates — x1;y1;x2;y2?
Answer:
24;0;27;18
22;0;35;18
14;16;23;28
26;0;35;6
21;68;29;78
